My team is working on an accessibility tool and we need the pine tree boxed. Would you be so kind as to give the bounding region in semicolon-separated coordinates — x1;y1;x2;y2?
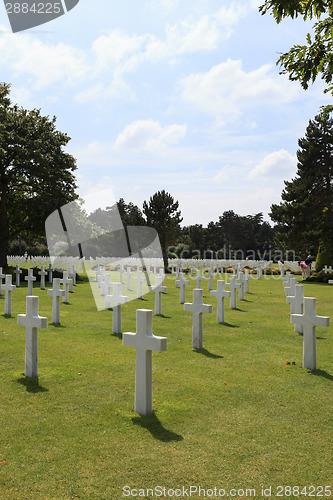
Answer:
270;111;333;262
143;190;183;272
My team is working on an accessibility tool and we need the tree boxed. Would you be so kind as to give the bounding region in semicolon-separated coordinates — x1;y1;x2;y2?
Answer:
270;111;333;262
116;198;145;226
142;190;183;271
0;83;78;267
259;1;333;102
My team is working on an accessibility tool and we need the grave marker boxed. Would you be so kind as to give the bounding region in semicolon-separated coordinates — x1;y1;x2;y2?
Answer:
14;265;22;287
184;289;213;349
47;278;65;324
195;270;204;289
38;266;48;290
286;284;304;333
25;269;36;296
105;283;129;334
47;264;53;284
210;280;231;323
60;271;72;303
133;270;146;299
176;272;190;304
17;296;48;378
226;275;240;309
3;275;16;315
123;309;167;415
0;267;5;296
126;267;133;290
237;271;246;301
291;297;330;370
152;276;167;315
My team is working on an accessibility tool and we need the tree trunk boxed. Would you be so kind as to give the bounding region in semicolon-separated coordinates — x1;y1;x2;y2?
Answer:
0;181;9;269
162;245;170;273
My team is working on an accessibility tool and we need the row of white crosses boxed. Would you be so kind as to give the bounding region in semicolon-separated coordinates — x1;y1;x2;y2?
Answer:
16;270;76;378
0;267;74;379
283;272;330;370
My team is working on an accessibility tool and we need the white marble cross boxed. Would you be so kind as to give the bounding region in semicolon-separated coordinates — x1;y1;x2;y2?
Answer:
100;274;112;297
195;270;204;289
205;267;215;291
38;266;48;290
47;278;66;324
0;267;5;296
283;271;292;287
244;269;252;293
291;297;330;370
133;270;146;299
14;265;22;287
210;280;231;323
126;267;134;290
60;271;72;303
226;275;240;309
286;284;304;332
236;271;246;301
152;276;167;315
105;283;129;334
278;261;285;277
175;272;190;304
123;309;167;415
47;264;53;284
25;269;36;296
69;266;77;289
256;266;262;279
119;264;124;284
3;275;16;315
17;296;48;378
284;277;298;297
184;289;213;349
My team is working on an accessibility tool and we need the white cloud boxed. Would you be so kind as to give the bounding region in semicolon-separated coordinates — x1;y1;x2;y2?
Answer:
248;149;297;180
0;4;246;99
0;28;87;89
180;59;300;123
113;119;187;150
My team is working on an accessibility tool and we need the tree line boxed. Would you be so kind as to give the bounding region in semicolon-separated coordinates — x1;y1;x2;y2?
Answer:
1;76;333;270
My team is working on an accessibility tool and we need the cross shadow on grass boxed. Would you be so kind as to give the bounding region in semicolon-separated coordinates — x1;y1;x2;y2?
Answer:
221;322;240;328
16;376;49;393
2;314;13;319
50;323;65;328
311;369;333;381
192;348;223;359
111;332;122;339
132;412;183;442
155;314;171;319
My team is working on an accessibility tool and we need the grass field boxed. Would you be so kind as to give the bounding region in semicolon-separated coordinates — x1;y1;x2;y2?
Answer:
0;271;332;500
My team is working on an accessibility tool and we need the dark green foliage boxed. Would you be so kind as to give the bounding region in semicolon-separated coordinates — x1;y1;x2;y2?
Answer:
270;111;333;260
178;211;275;260
259;1;333;102
315;239;332;271
143;190;183;271
0;83;78;267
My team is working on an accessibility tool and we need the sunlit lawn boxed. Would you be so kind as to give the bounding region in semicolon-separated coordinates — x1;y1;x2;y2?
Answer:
0;271;332;499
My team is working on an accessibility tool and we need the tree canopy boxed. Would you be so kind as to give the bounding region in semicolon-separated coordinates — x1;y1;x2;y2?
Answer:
270;111;333;263
0;83;78;267
259;0;333;102
143;190;183;271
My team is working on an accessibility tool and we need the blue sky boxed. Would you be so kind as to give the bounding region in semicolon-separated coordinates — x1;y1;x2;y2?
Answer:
1;0;331;226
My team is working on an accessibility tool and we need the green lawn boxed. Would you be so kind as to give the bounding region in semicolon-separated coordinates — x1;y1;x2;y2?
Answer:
0;272;332;499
